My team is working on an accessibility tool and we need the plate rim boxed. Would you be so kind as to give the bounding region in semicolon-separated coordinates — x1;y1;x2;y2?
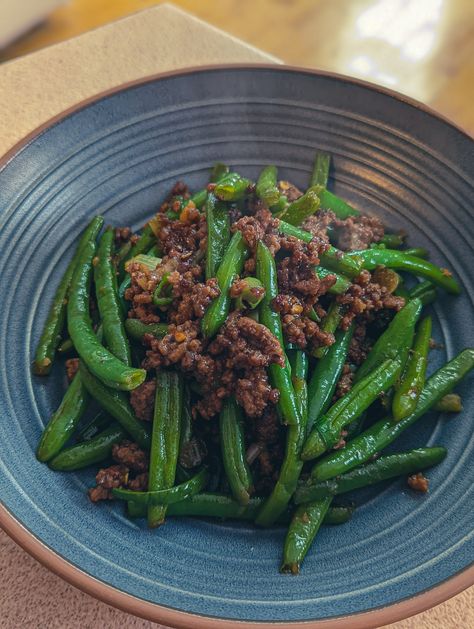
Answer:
1;63;473;628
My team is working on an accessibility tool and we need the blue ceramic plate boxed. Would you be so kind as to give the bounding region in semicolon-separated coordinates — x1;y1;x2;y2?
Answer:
0;66;473;628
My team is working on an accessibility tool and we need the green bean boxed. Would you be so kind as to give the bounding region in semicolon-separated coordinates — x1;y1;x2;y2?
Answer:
33;216;104;375
408;280;437;304
127;492;353;523
320;246;363;278
118;275;131;313
394;284;410;300
349;248;460;294
94;228;132;366
148;371;183;527
256;165;280;207
318;188;359;218
404;247;429;259
302;358;400;460
308;308;321;323
392;316;432;421
379;233;405;248
345;412;368;440
77;411;112;441
191;188;207;209
127;501;146;518
115;240;132;267
255;422;305;527
255;241;301;427
79;363;150;449
113;468;209;505
281;497;332;574
213;172;251;201
271;194;290;214
178;386;206;469
48;423;126;471
278;187;320;226
434;393;463;412
201;231;249;338
310;152;330;188
57;338;74;355
152;272;172;307
233;277;265;310
36;372;90;462
311;349;474;481
219;398;253;505
67;230;146;391
124;319;168;342
205;192;231;279
312;302;342;359
119;224;156;276
296;447;446;503
354;298;423;383
175;464;193;484
278;220;362;277
288;350;308;425
255;422;305;526
307;326;354;434
314;267;351;294
325;504;355;524
209;162;230;183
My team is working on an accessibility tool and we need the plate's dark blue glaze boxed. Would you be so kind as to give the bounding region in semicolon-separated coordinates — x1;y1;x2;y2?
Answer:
0;67;473;625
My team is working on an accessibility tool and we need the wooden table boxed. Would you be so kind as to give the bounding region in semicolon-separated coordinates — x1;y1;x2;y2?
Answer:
2;0;474;134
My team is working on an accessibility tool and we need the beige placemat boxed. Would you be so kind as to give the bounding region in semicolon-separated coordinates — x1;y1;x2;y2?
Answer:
0;2;279;156
0;4;471;627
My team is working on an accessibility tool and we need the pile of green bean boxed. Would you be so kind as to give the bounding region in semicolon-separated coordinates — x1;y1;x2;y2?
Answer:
33;153;473;575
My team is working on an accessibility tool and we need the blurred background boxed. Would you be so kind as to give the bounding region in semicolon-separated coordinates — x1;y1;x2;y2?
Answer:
1;0;473;133
2;0;474;127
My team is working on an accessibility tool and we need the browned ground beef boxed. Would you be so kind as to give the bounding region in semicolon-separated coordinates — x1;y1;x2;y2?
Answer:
112;441;148;472
250;407;285;495
302;210;336;240
337;270;405;329
332;215;385;250
168;273;220;325
407;472;429;492
130;379;156;421
278;180;303;202
88;442;150;502
89;179;416;503
114;226;132;244
127;473;149;491
333;363;354;400
65;358;80;382
88;464;129;502
348;323;372;366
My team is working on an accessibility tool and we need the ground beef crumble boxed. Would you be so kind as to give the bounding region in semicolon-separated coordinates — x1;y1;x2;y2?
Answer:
65;358;80;382
278;180;303;202
332;215;385;250
88;442;149;502
407;472;429;492
333;364;354;401
250;407;285;495
337;270;405;329
114;226;132;244
88;180;422;504
112;441;148;472
130;379;156;422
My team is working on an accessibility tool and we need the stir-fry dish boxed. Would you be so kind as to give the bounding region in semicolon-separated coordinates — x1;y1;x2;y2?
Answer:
34;154;474;574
